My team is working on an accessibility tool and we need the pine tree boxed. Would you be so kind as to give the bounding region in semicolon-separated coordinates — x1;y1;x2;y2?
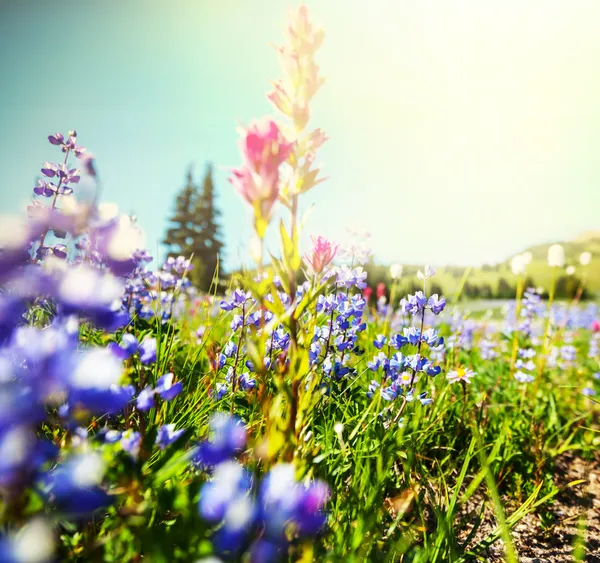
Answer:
163;164;224;291
192;164;224;291
163;166;198;263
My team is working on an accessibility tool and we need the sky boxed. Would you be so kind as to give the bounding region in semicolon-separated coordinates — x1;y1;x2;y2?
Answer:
1;0;600;269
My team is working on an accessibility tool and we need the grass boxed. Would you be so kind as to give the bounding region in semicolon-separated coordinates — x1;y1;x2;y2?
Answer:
83;278;599;561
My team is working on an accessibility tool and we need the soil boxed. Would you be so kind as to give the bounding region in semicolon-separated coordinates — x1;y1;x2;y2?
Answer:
459;452;600;562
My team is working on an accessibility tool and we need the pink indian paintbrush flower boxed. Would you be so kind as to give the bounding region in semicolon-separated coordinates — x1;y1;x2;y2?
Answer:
303;235;338;274
229;118;293;222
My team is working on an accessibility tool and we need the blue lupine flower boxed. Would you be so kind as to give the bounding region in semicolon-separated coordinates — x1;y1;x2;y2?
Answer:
193;413;247;467
373;334;387;349
258;463;329;540
249;539;283;563
380;385;398;401
515;371;535;383
367;380;381;398
120;430;141;459
136;387;155;411
231;315;244;332
41;453;111;517
212;383;228;401
198;460;253;523
404;327;421;346
239;372;257;391
139;337;157;364
0;518;55;563
389;352;408;373
155;373;183;401
109;333;139;360
401;291;427;315
156;424;185;449
390;333;408;349
428;294;446;315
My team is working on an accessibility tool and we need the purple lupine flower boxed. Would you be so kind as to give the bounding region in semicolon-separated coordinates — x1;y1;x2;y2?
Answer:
136;387;156;411
155;373;183;401
373;334;386;349
193;413;247;467
156;424;185;449
367;380;381;398
239;372;256;391
120;430;141;459
515;371;534;383
404;327;421;346
139;337;157;364
40;452;111;517
48;132;65;145
428;294;446;315
389;333;408;349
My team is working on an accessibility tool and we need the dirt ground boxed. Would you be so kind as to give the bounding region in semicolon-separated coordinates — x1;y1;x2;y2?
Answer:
461;452;600;562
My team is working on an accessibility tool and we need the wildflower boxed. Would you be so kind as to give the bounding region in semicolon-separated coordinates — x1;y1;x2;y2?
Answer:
156;424;185;449
417;265;436;281
376;282;386;301
259;463;329;539
335;265;367;289
428;294;446;315
41;453;111;517
446;367;475;384
193;413;247;467
547;244;565;267
401;291;427;315
229;119;292;225
396;371;415;386
389;264;403;280
511;254;528;275
139;337;157;364
373;334;386;350
198;460;253;523
515;371;535;383
303;235;338;274
155;373;183;400
366;380;380;398
580;251;592;266
120;430;141;459
0;518;55;563
566;265;576;276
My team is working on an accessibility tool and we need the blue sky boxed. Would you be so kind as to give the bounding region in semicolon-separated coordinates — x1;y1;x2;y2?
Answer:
1;0;600;270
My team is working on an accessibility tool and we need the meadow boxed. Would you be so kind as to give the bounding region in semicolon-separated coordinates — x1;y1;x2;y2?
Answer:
0;5;599;563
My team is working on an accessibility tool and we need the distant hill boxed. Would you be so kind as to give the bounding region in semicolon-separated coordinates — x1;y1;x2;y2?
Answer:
444;231;600;298
366;231;599;300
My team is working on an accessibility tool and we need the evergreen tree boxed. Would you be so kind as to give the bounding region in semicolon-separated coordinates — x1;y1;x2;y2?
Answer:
163;165;198;261
192;164;224;291
163;164;224;291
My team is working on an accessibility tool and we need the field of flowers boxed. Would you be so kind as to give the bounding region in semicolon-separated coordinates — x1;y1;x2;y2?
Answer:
1;5;599;563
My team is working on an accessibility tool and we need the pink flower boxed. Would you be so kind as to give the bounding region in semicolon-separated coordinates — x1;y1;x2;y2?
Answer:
363;287;373;303
376;283;386;300
303;235;338;274
592;320;600;333
242;118;292;179
229;118;292;221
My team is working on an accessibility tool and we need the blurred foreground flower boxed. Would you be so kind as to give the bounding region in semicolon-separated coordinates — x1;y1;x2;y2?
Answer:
547;244;565;268
230;118;292;236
